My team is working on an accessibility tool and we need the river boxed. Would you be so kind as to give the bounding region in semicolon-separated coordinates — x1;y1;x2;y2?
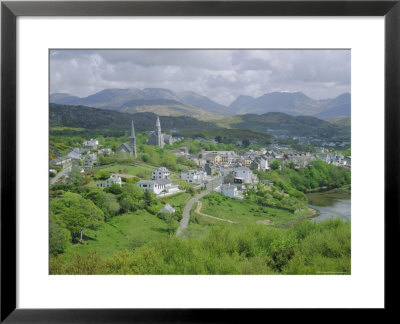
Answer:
306;189;351;222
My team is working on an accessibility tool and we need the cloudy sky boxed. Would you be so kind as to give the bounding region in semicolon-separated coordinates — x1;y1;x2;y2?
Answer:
50;49;350;105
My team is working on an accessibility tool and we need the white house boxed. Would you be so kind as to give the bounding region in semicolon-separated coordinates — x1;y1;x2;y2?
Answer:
260;158;269;171
67;149;83;160
99;148;113;155
137;178;179;195
84;153;97;166
181;170;206;184
152;167;170;180
97;175;122;188
220;184;238;198
232;167;254;183
50;156;71;167
83;139;99;149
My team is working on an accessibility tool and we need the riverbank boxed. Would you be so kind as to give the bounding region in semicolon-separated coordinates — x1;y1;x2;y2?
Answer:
306;188;351;222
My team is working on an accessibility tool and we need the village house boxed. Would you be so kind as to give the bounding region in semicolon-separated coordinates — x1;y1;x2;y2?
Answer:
50;156;71;168
83;139;99;149
181;170;206;184
83;153;97;166
152;167;170;180
137;178;179;195
67;148;83;160
220;184;238;198
97;175;122;188
202;151;237;165
99;148;113;155
232;167;254;183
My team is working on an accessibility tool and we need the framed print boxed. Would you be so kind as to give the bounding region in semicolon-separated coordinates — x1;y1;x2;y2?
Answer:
1;0;399;322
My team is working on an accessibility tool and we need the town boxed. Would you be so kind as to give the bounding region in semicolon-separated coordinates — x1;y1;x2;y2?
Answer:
50;115;351;203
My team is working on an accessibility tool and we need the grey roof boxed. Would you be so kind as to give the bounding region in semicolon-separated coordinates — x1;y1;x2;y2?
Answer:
117;142;134;153
153;167;169;173
159;204;175;214
138;179;172;185
155;178;172;185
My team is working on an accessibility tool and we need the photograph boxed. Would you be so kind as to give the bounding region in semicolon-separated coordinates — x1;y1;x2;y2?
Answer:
48;49;351;275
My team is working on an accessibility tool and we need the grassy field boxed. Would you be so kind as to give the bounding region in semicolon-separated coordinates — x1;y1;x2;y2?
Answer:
162;192;191;207
95;164;154;178
66;209;172;259
64;192;191;260
191;192;310;227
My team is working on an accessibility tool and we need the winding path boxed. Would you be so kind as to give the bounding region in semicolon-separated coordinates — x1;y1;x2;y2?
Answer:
176;176;223;236
194;201;238;224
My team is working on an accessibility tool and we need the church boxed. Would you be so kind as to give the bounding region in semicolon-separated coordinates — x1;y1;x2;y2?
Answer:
146;116;175;148
116;120;137;156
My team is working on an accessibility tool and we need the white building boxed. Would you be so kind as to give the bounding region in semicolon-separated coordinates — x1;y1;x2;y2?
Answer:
138;178;179;195
181;170;206;184
67;149;83;160
220;184;238;198
152;167;170;180
84;153;97;166
260;158;269;171
232;167;254;183
97;175;122;188
99;148;113;155
83;139;99;149
50;156;71;167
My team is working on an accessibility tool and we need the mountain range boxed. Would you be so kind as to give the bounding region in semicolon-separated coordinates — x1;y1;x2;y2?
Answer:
50;88;350;120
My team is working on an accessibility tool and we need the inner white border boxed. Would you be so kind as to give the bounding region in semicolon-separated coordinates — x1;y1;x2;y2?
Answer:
17;17;384;308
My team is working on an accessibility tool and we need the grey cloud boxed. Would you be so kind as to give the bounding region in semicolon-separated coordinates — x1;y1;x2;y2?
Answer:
50;49;350;105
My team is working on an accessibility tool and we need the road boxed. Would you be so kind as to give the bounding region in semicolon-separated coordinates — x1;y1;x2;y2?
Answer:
176;175;223;236
50;164;72;185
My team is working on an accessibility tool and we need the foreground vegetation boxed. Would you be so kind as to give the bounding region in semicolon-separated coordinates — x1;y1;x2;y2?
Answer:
50;219;350;275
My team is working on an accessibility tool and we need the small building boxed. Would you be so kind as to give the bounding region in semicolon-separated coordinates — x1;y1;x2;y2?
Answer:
152;167;170;180
97;175;122;188
67;149;83;160
50;156;71;167
99;148;113;155
158;203;176;215
181;170;206;184
83;153;97;166
232;167;254;183
138;178;175;195
83;139;99;149
220;184;238;199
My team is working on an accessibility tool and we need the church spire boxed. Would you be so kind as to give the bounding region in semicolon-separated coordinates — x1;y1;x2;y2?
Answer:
156;116;161;128
129;120;137;157
130;120;136;138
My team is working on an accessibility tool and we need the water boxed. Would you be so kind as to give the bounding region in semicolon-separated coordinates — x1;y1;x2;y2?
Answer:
306;189;351;223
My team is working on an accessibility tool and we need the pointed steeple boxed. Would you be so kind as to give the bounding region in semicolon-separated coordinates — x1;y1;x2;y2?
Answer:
129;120;137;157
156;116;161;128
130;120;136;138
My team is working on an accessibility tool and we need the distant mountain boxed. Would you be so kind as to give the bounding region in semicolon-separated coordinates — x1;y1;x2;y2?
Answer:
229;92;351;119
314;93;351;119
50;88;228;120
230;112;350;140
176;91;230;114
49;93;81;105
50;88;351;120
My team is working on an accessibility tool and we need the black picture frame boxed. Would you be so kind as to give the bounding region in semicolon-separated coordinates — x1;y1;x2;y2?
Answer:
1;0;399;322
